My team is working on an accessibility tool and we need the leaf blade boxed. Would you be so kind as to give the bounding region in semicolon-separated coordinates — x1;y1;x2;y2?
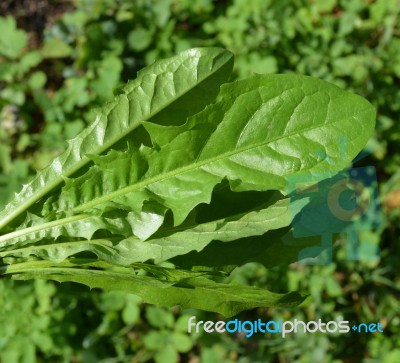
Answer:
59;74;375;227
0;47;233;230
0;197;305;263
5;263;307;317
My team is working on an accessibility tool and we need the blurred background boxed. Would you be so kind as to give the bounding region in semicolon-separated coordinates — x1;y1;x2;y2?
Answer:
0;0;399;362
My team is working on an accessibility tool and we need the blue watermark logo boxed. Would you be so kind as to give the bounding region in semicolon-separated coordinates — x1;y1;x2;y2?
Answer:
286;137;381;264
188;316;384;338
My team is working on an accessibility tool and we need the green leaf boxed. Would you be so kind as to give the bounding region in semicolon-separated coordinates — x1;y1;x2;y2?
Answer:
155;345;178;363
0;16;28;59
4;260;307;317
19;51;43;75
90;56;123;100
0;47;234;230
122;301;140;325
146;306;174;328
171;228;322;273
0;49;376;315
143;331;168;350
128;28;153;51
171;332;193;353
41;38;72;58
0;212;134;251
28;71;47;90
55;74;375;227
0;196;306;263
111;197;303;264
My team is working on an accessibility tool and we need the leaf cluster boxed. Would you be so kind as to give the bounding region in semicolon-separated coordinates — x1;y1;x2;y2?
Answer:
0;46;376;318
1;1;399;361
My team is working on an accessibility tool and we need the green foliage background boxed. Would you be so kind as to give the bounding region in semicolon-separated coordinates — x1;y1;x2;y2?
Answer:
0;0;399;362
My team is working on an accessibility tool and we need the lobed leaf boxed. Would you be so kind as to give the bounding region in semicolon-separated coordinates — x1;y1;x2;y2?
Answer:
0;197;306;264
4;260;307;317
0;47;234;230
0;48;377;314
53;74;375;231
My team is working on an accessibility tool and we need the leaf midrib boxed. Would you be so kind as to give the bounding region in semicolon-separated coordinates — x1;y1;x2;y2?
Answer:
0;51;232;230
0;197;287;249
0;214;92;247
72;104;367;213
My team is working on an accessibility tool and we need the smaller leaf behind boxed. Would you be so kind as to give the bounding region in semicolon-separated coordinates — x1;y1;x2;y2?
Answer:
171;228;322;273
5;261;307;317
0;197;308;264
